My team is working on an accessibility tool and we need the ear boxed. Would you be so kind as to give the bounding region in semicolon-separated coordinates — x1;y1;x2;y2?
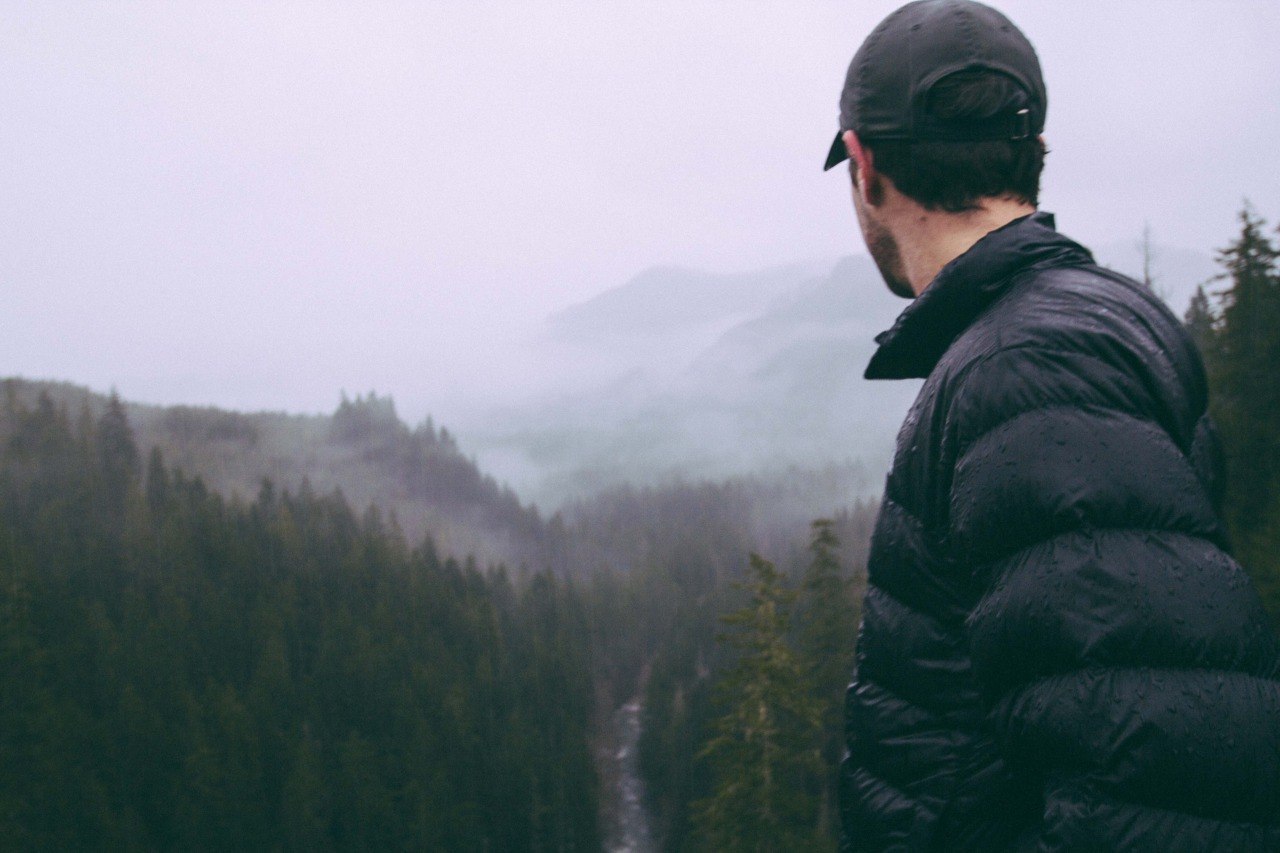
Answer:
843;130;876;206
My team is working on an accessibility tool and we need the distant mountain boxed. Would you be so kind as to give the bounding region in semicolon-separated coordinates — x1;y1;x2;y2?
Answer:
466;257;919;504
537;262;830;382
466;239;1219;505
547;262;824;341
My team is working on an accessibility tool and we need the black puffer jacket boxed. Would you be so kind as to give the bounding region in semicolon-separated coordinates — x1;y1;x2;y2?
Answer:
839;212;1280;851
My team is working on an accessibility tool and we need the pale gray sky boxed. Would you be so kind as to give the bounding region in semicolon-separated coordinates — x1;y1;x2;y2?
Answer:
3;1;1278;424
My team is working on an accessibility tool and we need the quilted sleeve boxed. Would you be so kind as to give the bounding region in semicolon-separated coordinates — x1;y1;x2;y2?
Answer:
946;342;1280;850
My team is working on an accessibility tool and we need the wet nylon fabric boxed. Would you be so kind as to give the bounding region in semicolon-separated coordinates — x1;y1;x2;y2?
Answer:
840;212;1280;852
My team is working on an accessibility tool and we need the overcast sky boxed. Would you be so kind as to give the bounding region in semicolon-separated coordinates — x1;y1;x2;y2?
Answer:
3;1;1278;424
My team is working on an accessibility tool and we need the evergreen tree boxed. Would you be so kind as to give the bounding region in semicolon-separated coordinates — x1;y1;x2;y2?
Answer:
1214;206;1280;526
693;554;824;852
144;446;170;515
795;519;858;841
97;392;139;504
1194;204;1280;617
1184;285;1217;360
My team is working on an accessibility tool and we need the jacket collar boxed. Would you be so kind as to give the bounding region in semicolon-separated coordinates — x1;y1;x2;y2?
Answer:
864;211;1093;380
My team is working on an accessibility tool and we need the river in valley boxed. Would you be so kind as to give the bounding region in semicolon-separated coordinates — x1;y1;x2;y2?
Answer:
599;697;656;853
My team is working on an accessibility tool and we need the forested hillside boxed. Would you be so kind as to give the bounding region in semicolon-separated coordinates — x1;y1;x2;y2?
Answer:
0;392;597;849
0;382;875;851
2;207;1275;851
0;382;559;572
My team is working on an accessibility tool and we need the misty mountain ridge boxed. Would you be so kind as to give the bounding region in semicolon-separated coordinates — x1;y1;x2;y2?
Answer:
468;257;920;503
464;239;1216;505
0;378;552;570
1;378;874;578
1;237;1215;548
545;261;830;341
537;261;832;383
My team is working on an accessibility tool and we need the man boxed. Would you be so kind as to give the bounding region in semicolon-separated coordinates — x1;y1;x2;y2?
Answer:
825;1;1280;850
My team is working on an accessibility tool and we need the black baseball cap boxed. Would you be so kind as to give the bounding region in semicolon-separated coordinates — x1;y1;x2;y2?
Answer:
823;0;1046;171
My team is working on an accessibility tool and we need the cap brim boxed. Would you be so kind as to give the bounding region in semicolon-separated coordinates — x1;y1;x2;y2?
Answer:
823;131;848;171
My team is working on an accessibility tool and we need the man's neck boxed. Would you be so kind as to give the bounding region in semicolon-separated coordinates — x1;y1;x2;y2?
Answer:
896;199;1037;296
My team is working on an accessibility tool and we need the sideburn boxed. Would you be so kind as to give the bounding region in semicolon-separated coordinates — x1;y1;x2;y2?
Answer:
850;160;886;207
866;172;885;207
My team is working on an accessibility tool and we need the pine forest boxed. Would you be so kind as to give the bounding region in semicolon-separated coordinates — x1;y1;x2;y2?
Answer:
2;207;1279;850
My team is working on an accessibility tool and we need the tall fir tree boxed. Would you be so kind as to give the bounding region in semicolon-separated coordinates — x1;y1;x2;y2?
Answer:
795;519;859;842
1189;203;1280;617
97;392;139;494
693;554;824;852
1184;285;1217;360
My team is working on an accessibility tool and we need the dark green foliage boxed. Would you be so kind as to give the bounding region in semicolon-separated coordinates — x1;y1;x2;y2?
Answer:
636;601;719;850
0;381;882;851
795;520;861;840
0;392;598;850
1184;285;1216;360
580;483;757;848
97;392;139;513
598;486;875;852
666;517;866;852
1186;204;1280;618
575;482;781;848
692;555;824;852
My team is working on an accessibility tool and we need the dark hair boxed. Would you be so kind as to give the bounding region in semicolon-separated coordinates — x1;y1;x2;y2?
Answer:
865;71;1046;212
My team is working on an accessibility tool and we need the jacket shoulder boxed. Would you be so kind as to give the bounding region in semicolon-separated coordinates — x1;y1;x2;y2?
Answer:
939;264;1209;456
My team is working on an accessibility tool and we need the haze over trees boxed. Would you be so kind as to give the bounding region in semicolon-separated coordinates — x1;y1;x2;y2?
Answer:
0;207;1275;850
0;378;875;850
0;389;597;849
